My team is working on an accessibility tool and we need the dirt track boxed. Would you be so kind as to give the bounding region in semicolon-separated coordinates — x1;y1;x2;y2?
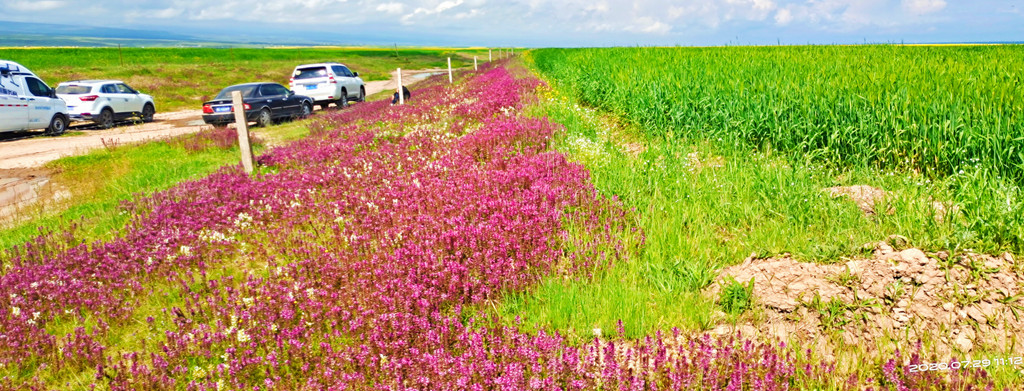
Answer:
0;69;444;223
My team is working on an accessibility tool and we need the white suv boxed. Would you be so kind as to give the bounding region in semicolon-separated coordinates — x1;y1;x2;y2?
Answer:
56;80;155;128
289;63;365;109
0;60;69;135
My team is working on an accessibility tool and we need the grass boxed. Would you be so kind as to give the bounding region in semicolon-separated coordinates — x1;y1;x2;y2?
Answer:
0;118;316;251
0;47;486;111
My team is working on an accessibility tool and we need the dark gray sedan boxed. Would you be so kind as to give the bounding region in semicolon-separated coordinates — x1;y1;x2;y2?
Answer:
202;82;313;127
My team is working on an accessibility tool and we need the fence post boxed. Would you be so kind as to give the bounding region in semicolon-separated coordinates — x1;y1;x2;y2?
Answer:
474;56;478;70
489;49;492;62
447;57;453;83
397;68;404;105
231;90;255;174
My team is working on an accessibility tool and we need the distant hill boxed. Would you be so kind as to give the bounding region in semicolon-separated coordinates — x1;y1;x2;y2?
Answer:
0;20;342;48
0;20;198;43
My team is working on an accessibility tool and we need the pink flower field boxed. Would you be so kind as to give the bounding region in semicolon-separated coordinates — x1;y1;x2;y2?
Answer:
0;63;1000;390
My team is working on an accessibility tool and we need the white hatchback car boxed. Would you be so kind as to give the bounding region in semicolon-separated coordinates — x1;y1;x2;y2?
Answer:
56;80;155;128
289;63;365;109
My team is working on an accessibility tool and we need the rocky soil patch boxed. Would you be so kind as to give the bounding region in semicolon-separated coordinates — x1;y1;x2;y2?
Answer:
707;240;1024;361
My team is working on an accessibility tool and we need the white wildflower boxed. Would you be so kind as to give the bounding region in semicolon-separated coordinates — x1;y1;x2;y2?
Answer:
270;324;278;332
192;365;207;379
234;212;254;228
592;328;602;338
217;379;225;391
30;282;39;289
179;246;192;257
11;307;20;317
242;297;254;306
305;288;315;297
236;329;250;343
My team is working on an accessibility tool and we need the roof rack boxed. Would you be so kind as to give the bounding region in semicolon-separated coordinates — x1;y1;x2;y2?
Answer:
0;63;27;77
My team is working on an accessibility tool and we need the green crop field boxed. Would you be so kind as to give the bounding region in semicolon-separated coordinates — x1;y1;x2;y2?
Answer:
533;46;1024;182
0;47;483;111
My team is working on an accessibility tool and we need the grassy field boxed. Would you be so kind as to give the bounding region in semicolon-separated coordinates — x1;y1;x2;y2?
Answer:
0;47;484;111
493;47;1024;385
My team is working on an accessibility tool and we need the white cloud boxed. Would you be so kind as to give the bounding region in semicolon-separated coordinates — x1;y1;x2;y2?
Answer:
902;0;947;14
8;1;65;11
774;8;793;25
152;8;183;19
435;0;463;13
376;2;405;14
3;0;1015;46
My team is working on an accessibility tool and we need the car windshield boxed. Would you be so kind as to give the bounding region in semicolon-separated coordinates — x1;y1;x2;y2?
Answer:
294;67;328;80
214;85;258;100
56;85;92;94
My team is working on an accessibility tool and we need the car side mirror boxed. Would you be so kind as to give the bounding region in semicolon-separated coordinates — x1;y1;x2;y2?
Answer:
288;90;295;97
352;72;358;77
49;89;57;98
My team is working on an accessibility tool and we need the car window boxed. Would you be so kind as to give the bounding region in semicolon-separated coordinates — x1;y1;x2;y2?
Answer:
262;84;290;96
56;85;92;94
214;85;258;100
101;84;118;94
25;77;51;97
294;67;328;80
331;66;345;76
259;84;280;97
116;84;136;94
340;66;353;77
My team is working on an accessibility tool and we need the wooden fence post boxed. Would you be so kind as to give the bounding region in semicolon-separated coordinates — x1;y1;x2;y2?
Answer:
231;90;255;174
447;57;453;83
397;68;404;105
474;56;478;71
489;49;492;62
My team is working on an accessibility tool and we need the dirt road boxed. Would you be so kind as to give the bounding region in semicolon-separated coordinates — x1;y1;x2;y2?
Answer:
0;69;443;223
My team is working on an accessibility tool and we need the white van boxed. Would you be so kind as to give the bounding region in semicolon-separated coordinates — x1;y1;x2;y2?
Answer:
0;60;69;135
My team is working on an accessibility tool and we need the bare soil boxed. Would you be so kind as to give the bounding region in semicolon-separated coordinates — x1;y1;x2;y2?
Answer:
707;241;1024;361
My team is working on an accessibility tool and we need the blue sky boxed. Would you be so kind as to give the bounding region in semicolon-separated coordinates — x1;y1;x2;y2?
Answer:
1;0;1022;46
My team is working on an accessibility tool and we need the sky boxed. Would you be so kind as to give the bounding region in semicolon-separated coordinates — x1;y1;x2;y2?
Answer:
1;0;1022;46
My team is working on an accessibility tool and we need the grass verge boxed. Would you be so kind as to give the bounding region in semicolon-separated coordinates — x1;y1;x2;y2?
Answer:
0;118;315;251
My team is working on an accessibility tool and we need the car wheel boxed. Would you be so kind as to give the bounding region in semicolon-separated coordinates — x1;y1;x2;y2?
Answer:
338;89;349;108
357;86;365;102
299;102;312;118
141;103;155;123
96;108;115;129
256;108;273;127
45;114;68;136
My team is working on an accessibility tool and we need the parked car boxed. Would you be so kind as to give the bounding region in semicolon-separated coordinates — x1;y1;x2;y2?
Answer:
55;80;155;128
0;60;69;135
201;82;313;127
289;63;365;109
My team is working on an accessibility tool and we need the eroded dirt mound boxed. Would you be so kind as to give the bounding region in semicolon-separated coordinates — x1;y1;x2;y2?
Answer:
708;242;1024;360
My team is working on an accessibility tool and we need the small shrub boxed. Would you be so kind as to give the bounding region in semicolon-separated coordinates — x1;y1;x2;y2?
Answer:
719;276;755;315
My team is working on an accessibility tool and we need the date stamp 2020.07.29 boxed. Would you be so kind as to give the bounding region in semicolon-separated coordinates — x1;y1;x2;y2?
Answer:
909;356;1024;372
